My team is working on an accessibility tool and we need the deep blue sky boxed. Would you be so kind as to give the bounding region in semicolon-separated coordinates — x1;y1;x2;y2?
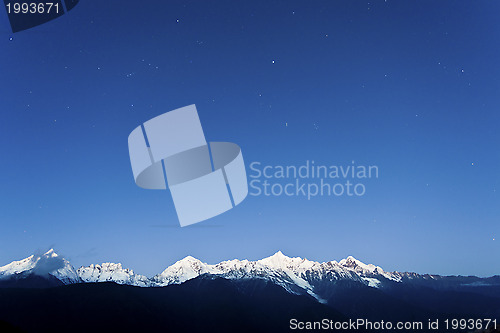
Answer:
0;1;498;277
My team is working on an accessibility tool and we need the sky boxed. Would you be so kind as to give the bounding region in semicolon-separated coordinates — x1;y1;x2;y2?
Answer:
0;0;498;277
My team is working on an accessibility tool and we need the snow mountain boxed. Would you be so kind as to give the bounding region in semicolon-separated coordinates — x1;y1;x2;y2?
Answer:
77;262;150;287
1;249;498;304
0;249;80;284
2;251;499;332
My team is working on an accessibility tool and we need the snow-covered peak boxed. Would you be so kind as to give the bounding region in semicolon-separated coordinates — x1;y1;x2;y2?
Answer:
340;256;370;269
258;251;317;271
269;250;287;259
154;256;209;286
178;255;203;265
259;251;292;267
77;262;149;287
0;255;36;277
168;256;206;272
0;249;80;284
339;256;379;272
343;255;357;262
44;249;58;257
339;256;400;282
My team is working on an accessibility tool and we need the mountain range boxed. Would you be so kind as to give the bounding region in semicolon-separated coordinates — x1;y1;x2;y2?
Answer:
2;249;499;295
0;249;499;332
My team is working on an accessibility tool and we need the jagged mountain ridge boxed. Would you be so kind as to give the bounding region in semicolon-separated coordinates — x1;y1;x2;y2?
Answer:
1;249;498;302
77;262;150;287
0;249;80;285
